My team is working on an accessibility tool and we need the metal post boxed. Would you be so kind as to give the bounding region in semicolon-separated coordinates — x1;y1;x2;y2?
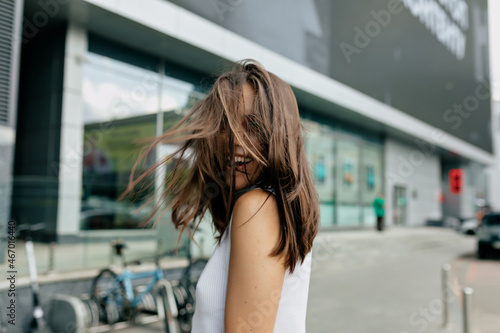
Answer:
442;263;451;328
199;237;205;258
156;238;164;257
109;242;114;265
48;242;56;272
462;287;473;333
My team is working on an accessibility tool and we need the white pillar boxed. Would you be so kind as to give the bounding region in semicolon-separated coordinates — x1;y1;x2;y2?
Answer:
487;0;500;211
56;24;88;239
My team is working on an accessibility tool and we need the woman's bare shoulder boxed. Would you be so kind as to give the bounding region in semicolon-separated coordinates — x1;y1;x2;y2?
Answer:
225;188;285;331
232;188;279;229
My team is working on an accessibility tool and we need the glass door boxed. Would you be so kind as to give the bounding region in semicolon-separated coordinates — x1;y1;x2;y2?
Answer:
393;185;407;226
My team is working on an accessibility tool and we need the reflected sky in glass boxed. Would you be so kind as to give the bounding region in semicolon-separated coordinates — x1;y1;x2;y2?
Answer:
82;53;196;124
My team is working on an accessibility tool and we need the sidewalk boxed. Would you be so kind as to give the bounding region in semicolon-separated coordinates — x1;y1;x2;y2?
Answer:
308;226;498;333
94;226;499;333
2;226;498;333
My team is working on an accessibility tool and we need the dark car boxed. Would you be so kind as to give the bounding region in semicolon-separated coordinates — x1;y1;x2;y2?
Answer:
477;213;500;259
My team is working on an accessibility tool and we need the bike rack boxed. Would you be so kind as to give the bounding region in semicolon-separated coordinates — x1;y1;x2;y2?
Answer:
47;287;168;333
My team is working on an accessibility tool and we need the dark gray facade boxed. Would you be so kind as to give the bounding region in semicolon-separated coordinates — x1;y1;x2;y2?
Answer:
168;0;492;153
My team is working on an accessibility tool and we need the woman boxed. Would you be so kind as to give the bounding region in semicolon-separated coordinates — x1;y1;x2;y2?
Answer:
125;60;319;332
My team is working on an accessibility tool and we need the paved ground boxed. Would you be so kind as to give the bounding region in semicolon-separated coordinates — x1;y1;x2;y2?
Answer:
450;251;500;333
306;227;499;333
1;227;498;332
106;227;500;333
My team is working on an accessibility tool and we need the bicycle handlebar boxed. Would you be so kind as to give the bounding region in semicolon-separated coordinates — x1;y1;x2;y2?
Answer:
109;223;205;267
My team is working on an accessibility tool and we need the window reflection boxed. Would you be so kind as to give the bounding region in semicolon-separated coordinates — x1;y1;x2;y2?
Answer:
337;138;361;226
162;75;200;114
303;119;336;227
361;144;383;226
81;53;202;231
83;53;160;124
303;118;384;228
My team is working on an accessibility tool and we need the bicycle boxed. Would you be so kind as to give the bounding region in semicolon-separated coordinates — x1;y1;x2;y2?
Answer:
169;230;208;333
90;239;179;332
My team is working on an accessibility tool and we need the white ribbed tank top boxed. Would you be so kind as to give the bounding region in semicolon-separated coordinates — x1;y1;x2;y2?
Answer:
191;192;312;333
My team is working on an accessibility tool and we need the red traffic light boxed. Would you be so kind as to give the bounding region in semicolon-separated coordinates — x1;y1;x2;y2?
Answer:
449;169;463;194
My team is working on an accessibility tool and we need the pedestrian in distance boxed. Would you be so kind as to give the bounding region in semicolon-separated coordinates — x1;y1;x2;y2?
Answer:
122;60;319;332
373;192;385;232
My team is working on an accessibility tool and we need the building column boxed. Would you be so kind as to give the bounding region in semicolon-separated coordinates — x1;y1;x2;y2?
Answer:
486;99;500;211
487;0;500;211
56;23;87;242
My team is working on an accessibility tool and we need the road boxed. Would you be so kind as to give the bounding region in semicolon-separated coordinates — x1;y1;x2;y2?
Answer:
105;227;500;333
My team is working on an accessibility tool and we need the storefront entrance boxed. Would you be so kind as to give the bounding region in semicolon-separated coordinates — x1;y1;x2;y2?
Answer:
393;185;407;226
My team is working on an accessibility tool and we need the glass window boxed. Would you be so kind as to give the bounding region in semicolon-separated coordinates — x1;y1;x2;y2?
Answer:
82;53;153;231
81;52;206;232
304;116;385;229
154;76;204;223
82;53;160;124
336;137;361;226
361;144;384;226
303;119;336;227
81;53;161;231
161;75;204;130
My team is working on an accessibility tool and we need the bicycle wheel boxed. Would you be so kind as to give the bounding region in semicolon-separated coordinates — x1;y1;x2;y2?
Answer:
91;269;127;324
157;281;180;333
172;284;187;309
174;284;194;333
176;258;206;332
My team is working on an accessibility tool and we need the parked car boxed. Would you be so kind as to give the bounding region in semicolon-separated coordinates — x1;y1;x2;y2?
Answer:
477;212;500;259
460;218;479;235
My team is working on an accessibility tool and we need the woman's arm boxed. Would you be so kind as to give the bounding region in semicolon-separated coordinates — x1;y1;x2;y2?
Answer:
225;189;286;332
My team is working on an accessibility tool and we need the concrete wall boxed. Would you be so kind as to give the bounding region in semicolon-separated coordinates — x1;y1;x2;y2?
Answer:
385;137;442;227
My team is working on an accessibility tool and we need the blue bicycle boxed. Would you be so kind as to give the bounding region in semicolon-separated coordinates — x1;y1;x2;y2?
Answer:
90;239;178;332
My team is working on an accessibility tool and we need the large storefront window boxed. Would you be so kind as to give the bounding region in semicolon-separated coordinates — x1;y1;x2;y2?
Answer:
361;144;384;226
304;119;336;227
81;52;201;231
303;117;384;228
337;137;361;226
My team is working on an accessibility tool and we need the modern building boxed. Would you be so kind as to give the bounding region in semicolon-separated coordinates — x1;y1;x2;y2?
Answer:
1;0;497;264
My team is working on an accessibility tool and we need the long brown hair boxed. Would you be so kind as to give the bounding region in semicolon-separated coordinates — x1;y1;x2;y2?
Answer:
122;60;319;273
